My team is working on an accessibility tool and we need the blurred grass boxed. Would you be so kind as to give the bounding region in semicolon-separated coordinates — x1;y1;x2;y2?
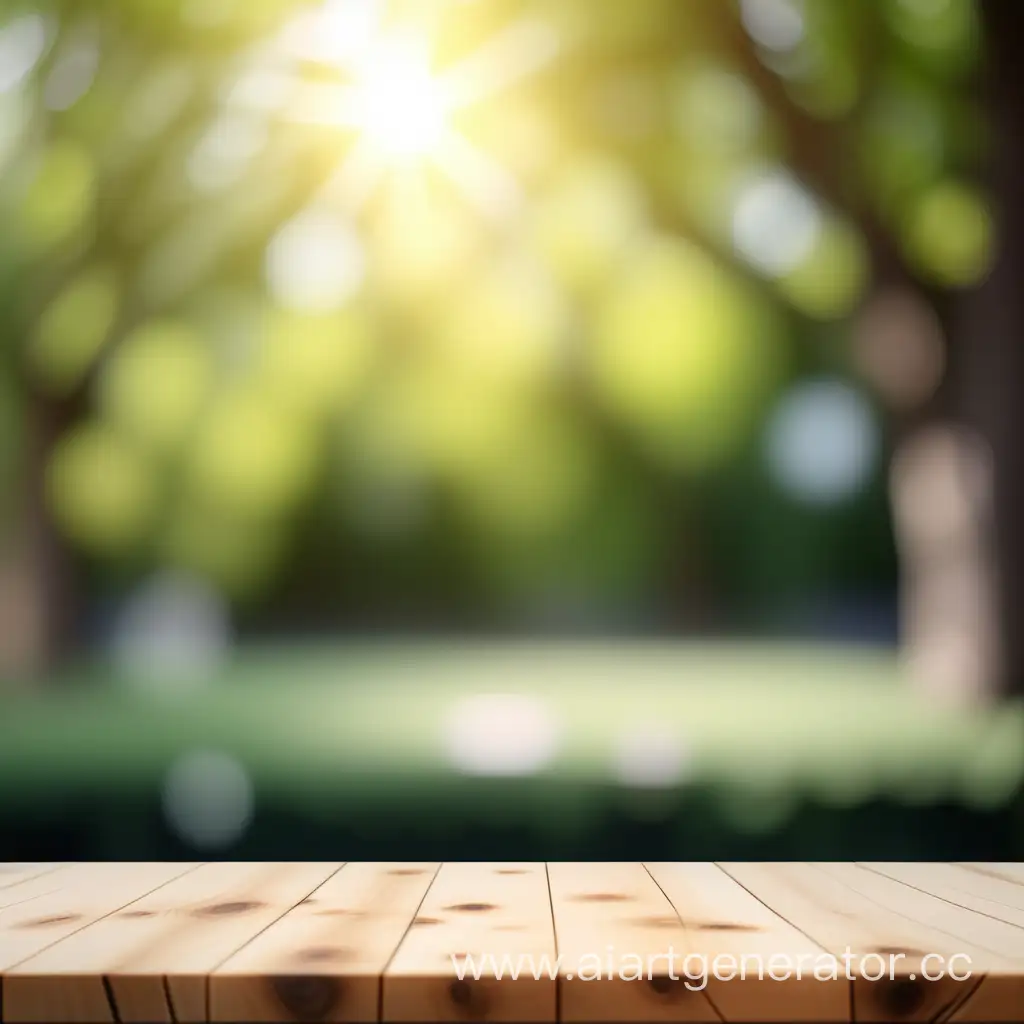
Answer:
1;642;1020;823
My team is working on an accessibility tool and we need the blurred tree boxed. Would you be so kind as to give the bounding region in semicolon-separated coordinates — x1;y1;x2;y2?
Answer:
0;0;1016;697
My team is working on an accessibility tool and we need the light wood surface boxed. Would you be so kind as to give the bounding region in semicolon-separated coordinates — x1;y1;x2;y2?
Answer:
0;863;1021;1022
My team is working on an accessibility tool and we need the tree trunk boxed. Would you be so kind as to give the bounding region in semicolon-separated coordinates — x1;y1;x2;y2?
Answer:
0;396;77;684
960;0;1024;698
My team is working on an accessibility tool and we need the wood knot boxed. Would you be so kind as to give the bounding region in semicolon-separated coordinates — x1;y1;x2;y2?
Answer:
873;946;926;959
691;921;761;932
648;976;686;997
632;915;679;928
196;900;263;917
16;913;81;928
413;916;442;926
448;979;490;1016
877;977;926;1017
445;902;497;912
495;869;528;874
271;975;343;1020
298;946;353;964
572;893;633;902
121;910;156;918
388;868;427;876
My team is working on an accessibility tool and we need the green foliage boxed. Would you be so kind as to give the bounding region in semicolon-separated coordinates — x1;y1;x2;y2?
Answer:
0;0;993;613
98;320;213;453
590;235;784;471
28;266;119;395
903;179;994;287
14;140;96;254
47;421;159;555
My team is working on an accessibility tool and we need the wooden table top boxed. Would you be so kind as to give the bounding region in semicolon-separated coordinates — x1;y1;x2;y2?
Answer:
0;863;1022;1023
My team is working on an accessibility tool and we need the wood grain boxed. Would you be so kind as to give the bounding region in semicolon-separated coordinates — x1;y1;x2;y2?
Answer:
0;865;65;894
0;865;71;916
957;863;1024;886
862;863;1024;927
0;863;1021;1023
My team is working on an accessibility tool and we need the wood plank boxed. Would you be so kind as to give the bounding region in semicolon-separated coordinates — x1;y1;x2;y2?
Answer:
1;863;198;1022
4;862;340;1024
720;862;1012;1022
646;862;847;1021
212;862;438;1023
383;863;556;1023
547;861;720;1022
862;863;1024;927
0;863;197;971
0;863;1021;1024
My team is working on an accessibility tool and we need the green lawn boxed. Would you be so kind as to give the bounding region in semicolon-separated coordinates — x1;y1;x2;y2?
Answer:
2;642;1020;830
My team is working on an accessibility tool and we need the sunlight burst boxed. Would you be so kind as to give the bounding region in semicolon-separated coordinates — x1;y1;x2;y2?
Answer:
261;1;560;221
348;35;450;161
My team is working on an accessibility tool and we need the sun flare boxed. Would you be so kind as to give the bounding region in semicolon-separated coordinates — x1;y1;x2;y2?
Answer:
248;1;562;220
349;36;451;162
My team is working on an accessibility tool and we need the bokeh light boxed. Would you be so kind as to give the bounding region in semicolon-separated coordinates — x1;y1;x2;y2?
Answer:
111;572;231;695
255;305;375;421
778;218;869;320
185;385;321;519
451;403;598;543
47;422;158;556
15;140;96;255
0;13;48;95
764;379;881;506
732;169;819;276
903;179;994;287
859;69;946;213
369;175;481;298
43;24;100;112
673;65;767;156
531;157;647;297
265;206;365;312
853;288;946;411
590;235;781;470
884;0;980;70
444;694;562;776
612;721;692;789
429;251;569;388
739;0;805;53
28;267;119;396
161;749;254;849
98;321;214;455
187;111;269;192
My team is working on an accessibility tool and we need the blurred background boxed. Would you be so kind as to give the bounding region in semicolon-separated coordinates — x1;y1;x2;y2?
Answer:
0;0;1021;861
